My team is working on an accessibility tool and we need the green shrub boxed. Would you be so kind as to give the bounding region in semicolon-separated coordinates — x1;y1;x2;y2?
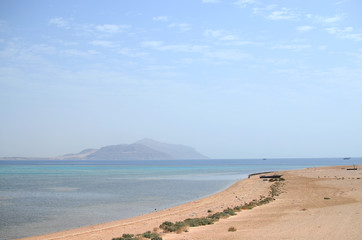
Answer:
233;206;242;212
142;231;152;238
210;212;222;220
258;197;272;205
270;182;282;197
159;221;186;233
113;232;163;240
151;236;162;240
160;221;173;228
223;208;236;216
184;217;214;227
159;221;173;232
142;231;161;239
112;233;138;240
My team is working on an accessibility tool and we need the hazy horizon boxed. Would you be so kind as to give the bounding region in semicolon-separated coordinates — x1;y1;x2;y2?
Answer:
0;138;361;159
1;0;361;159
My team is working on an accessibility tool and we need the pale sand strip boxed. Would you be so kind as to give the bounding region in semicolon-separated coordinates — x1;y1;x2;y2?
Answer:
20;165;362;240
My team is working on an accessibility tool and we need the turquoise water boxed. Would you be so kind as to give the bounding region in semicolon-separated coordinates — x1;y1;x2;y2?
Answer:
0;158;360;239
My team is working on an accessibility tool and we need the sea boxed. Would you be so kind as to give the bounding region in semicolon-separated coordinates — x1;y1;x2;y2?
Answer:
0;158;361;239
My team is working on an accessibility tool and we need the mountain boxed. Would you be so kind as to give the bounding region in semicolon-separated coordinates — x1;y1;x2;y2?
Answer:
60;148;98;160
57;139;208;160
0;139;208;160
85;143;172;160
136;138;208;160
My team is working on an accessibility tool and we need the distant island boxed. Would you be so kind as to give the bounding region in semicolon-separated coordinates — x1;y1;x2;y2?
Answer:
0;138;209;160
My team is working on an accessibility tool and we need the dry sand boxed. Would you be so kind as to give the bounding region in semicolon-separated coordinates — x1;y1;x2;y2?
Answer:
21;165;362;240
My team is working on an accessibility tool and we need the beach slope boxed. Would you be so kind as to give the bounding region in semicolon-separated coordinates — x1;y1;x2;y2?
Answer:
20;165;362;240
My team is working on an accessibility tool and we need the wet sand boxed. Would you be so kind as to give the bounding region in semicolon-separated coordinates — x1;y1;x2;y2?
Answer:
21;165;362;240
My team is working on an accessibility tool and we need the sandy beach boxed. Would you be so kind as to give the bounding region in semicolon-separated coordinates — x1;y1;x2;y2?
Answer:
20;165;362;240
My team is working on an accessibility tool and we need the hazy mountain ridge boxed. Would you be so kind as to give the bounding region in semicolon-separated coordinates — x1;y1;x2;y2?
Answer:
0;139;208;160
136;138;208;160
84;143;172;160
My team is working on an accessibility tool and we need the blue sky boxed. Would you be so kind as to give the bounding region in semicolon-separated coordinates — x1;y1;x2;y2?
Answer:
0;0;361;158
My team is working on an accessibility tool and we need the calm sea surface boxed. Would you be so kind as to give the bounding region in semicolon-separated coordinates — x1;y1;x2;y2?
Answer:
0;158;361;239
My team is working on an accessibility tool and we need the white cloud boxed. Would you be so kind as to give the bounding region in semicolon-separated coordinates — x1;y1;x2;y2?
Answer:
118;48;148;57
323;15;342;23
252;5;298;21
28;44;57;55
163;45;207;52
48;18;130;36
306;14;343;24
95;24;129;33
62;49;99;57
326;27;343;35
153;16;169;21
252;4;277;15
144;65;175;71
142;41;208;53
344;33;362;41
220;35;237;41
204;29;224;38
202;0;220;3
0;43;57;61
51;39;78;47
168;23;191;32
225;41;265;46
266;58;292;65
204;29;237;41
141;41;164;48
158;44;190;52
234;0;257;8
49;17;69;28
89;40;118;48
143;40;248;62
297;25;314;33
272;44;311;51
231;41;263;46
161;44;204;52
204;29;262;46
205;50;248;61
267;8;298;20
326;27;362;41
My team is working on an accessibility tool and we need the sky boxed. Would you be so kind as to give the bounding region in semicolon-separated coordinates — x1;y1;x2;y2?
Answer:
0;0;361;159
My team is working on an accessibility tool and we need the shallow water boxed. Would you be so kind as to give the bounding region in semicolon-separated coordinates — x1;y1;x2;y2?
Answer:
0;158;360;239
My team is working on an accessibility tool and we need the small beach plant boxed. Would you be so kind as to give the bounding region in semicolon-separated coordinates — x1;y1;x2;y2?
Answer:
150;236;162;240
223;208;236;216
228;227;237;232
159;221;187;233
184;217;214;227
241;205;252;210
142;231;162;240
112;233;138;240
112;232;162;240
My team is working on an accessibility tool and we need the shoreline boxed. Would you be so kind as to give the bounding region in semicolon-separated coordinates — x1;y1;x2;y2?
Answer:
19;165;362;240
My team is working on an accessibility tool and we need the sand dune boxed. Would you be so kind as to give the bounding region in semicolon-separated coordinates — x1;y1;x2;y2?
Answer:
20;165;362;240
